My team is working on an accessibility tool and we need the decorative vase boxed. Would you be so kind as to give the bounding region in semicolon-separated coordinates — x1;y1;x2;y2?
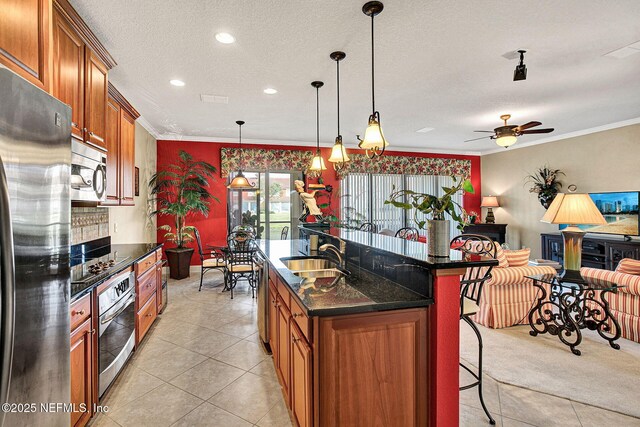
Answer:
538;192;556;210
166;247;194;280
427;219;450;258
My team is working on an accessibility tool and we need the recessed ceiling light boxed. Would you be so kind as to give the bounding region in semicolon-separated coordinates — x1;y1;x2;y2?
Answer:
263;88;278;95
170;79;185;87
416;127;434;133
215;32;235;44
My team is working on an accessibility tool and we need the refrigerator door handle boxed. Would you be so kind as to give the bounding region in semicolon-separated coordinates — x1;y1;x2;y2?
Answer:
0;154;15;427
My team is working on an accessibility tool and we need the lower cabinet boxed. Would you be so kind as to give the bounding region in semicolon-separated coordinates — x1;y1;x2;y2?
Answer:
290;322;312;427
136;291;157;344
268;265;428;427
135;256;162;345
70;294;94;427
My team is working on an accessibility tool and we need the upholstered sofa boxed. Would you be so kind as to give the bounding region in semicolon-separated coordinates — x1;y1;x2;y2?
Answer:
580;261;640;343
470;246;557;329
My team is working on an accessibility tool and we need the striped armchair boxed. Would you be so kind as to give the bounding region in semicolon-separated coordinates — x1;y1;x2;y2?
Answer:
580;260;640;343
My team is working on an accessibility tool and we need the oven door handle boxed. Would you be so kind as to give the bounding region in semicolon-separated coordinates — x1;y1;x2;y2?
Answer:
100;294;135;325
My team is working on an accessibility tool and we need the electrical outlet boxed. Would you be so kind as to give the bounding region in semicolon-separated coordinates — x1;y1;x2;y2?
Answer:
114;223;118;233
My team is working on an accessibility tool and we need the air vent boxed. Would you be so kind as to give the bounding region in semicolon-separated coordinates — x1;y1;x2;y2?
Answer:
200;94;229;104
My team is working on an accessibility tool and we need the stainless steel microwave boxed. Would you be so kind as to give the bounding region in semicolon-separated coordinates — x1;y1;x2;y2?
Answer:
71;139;106;203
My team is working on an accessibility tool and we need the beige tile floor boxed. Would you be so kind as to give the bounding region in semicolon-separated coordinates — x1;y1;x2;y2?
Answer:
89;272;640;427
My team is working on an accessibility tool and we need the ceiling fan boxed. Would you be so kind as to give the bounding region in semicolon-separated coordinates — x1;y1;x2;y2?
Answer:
465;114;554;148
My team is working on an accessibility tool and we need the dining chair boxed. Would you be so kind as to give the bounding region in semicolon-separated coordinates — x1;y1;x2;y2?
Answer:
194;228;227;292
359;222;377;232
450;234;498;425
395;227;419;241
280;226;289;240
226;232;259;299
231;224;256;237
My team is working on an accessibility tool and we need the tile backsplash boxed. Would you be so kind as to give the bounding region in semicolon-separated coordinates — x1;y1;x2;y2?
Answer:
71;207;109;245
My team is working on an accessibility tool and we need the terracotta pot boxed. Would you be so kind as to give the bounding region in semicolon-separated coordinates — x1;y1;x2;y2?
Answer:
165;247;194;280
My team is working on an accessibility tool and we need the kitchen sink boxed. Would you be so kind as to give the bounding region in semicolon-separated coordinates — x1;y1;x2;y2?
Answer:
280;256;340;272
293;268;345;278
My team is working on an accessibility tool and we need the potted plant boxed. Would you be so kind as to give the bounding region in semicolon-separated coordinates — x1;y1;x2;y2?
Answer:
525;166;565;209
385;176;474;257
149;150;219;279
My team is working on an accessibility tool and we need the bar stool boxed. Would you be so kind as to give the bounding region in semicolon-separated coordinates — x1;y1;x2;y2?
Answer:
451;234;498;425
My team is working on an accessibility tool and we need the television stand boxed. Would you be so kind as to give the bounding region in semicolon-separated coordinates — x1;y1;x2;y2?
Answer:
541;233;640;271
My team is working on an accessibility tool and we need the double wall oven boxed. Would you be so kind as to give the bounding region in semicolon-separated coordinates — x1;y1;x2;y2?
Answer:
97;269;136;396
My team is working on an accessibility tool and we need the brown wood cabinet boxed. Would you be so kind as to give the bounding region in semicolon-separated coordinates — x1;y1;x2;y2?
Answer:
135;256;162;345
268;264;428;427
102;85;138;206
52;8;84;140
84;50;107;149
70;294;94;427
290;322;312;427
0;0;51;91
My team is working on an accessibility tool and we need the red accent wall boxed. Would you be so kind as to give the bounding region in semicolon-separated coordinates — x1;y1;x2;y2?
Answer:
156;140;481;265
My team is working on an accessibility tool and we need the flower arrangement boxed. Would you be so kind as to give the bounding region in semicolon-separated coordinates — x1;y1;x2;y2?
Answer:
464;210;479;224
525;166;565;209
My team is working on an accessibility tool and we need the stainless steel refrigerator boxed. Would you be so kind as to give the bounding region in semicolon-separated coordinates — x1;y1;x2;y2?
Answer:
0;68;71;426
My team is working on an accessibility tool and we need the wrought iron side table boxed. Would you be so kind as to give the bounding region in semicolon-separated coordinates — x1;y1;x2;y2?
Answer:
526;273;622;356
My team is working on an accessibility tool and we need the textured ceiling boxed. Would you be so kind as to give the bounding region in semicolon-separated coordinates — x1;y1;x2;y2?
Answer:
70;0;640;154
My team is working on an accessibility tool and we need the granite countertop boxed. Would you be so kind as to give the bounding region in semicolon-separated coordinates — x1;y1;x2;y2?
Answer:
71;242;163;301
257;239;432;316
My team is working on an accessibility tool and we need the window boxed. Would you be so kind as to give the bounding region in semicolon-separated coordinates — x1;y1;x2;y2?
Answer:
341;173;464;238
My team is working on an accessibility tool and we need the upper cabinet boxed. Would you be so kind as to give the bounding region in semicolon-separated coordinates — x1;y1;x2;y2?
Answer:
52;1;114;150
0;0;52;91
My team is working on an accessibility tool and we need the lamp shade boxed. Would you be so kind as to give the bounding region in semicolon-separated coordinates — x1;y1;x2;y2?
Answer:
227;171;254;190
541;193;606;225
481;196;499;208
358;116;388;150
328;139;350;163
309;154;327;172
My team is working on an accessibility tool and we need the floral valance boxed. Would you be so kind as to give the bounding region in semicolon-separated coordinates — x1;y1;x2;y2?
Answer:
337;153;471;178
221;147;471;178
221;148;314;178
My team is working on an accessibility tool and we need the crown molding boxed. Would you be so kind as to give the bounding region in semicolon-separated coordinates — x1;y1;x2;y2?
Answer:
136;117;161;139
481;116;640;155
155;133;482;156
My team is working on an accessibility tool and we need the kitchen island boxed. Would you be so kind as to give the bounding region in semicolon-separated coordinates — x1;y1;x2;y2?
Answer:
258;227;497;427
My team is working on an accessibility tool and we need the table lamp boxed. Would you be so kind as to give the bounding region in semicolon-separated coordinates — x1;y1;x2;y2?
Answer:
481;196;500;224
540;193;606;281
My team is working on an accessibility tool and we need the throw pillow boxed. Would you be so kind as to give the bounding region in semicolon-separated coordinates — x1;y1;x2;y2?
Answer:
616;258;640;276
495;244;509;268
505;248;530;267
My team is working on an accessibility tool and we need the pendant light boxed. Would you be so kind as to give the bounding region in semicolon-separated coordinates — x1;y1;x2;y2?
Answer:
308;81;327;179
328;51;350;172
227;120;255;189
357;1;388;158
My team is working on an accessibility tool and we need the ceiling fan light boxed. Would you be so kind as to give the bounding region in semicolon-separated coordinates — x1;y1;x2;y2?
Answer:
328;137;350;163
496;135;517;147
227;171;254;189
358;115;388;150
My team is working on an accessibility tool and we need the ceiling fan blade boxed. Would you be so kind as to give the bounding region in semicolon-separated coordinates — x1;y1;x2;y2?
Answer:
464;135;492;142
473;130;494;133
521;128;554;134
516;121;541;131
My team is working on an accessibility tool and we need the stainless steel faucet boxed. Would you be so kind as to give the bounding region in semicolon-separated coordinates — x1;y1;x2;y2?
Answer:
319;238;347;269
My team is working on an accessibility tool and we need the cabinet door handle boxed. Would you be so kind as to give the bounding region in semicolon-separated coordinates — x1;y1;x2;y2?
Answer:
73;309;86;316
292;337;300;343
83;127;88;133
71;122;78;127
292;313;302;318
91;329;96;335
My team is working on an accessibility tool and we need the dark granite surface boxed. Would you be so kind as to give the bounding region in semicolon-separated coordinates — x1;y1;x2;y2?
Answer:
257;239;432;316
301;226;498;269
70;242;162;302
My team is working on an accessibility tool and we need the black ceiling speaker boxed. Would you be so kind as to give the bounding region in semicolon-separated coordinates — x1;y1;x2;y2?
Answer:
513;50;527;81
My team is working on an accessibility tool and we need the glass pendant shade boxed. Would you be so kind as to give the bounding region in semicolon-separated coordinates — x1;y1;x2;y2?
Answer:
496;135;517;147
328;137;350;163
358;115;388;150
309;153;327;172
227;171;253;189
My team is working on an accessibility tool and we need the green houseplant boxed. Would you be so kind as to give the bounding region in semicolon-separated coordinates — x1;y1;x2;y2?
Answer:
385;176;474;257
149;150;219;279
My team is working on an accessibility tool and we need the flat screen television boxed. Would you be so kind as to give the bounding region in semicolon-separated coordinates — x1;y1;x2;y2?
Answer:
559;191;640;236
